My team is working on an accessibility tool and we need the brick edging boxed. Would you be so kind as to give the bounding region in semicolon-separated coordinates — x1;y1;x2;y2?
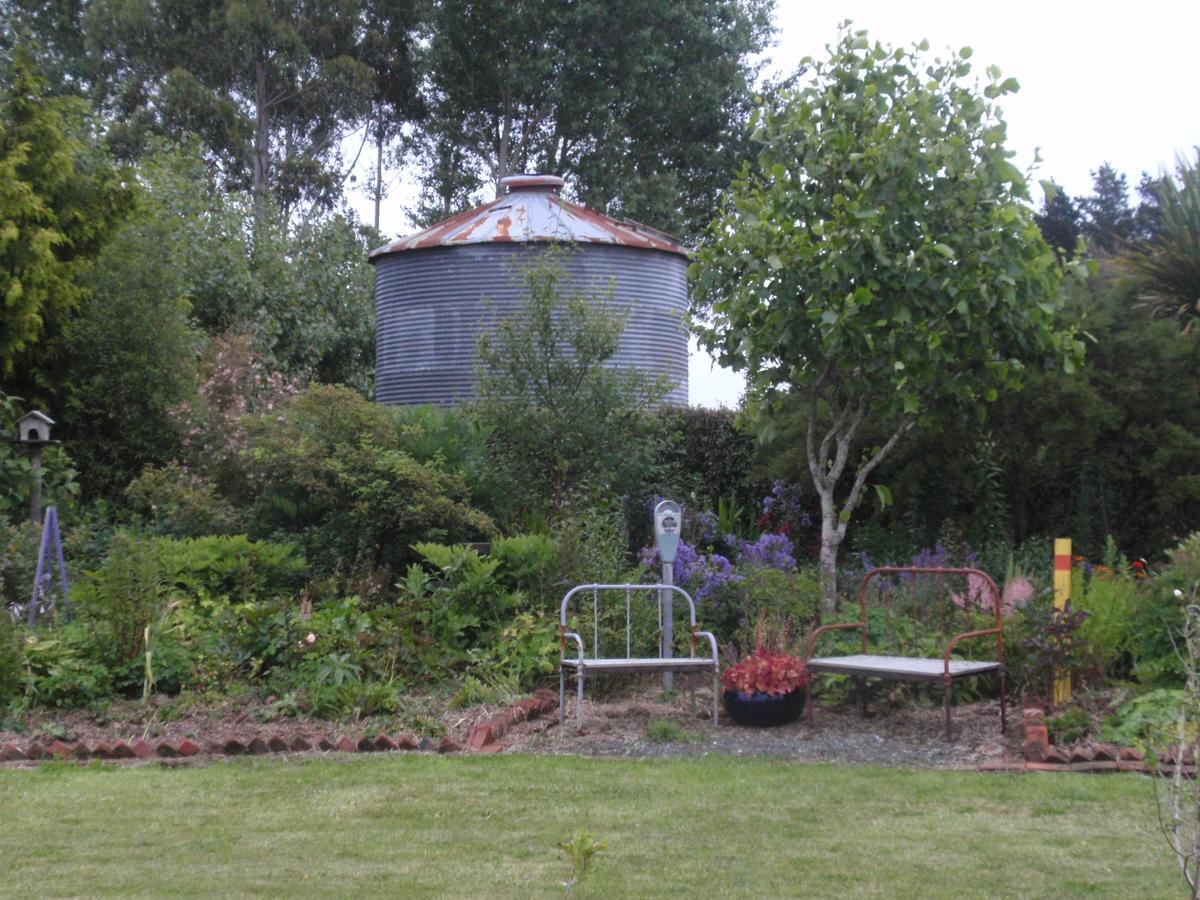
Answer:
0;689;559;766
976;704;1196;776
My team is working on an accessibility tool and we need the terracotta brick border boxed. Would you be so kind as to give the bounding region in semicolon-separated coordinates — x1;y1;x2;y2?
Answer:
976;703;1197;776
0;689;558;767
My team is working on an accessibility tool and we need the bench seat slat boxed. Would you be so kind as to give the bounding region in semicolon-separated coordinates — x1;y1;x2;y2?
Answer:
561;657;717;674
807;654;1001;683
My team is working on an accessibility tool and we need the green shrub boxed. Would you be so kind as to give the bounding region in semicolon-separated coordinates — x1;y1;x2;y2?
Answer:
0;613;24;705
0;518;40;613
156;534;307;603
1130;533;1200;688
1100;688;1192;751
490;534;558;611
73;532;166;667
243;386;495;574
1073;564;1137;679
125;464;245;537
22;624;114;707
1046;706;1092;745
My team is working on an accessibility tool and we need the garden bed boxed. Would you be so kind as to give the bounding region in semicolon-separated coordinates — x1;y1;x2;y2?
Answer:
503;681;1021;769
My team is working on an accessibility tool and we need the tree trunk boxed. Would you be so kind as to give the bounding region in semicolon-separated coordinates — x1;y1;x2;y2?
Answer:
817;488;842;616
253;59;271;229
373;119;384;232
496;85;513;198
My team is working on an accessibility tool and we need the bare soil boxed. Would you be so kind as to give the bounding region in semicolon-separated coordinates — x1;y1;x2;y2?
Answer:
504;681;1022;769
1;683;1022;769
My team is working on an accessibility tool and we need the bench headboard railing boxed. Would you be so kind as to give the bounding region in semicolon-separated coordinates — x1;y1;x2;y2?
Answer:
805;567;1005;668
559;583;700;661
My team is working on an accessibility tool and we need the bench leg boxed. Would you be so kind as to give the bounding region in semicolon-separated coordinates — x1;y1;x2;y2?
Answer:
576;669;585;731
999;668;1008;735
805;675;814;729
713;669;719;727
559;668;565;726
690;677;696;719
944;676;953;742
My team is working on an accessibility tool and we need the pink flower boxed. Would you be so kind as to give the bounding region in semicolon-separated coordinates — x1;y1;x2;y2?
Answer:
305;633;316;644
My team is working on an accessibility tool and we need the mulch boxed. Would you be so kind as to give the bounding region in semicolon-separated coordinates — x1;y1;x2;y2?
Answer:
502;682;1021;769
0;684;1022;770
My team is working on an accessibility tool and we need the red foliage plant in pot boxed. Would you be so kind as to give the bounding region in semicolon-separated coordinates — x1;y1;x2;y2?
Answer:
721;622;810;726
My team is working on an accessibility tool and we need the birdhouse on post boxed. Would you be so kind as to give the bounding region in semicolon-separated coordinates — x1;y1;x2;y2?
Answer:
12;410;58;525
17;410;55;445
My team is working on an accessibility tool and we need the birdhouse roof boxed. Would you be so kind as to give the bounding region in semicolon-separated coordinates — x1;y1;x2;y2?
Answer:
18;410;55;427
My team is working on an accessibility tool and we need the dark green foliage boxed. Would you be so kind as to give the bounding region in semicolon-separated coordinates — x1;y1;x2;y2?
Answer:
124;464;245;538
0;612;23;705
1046;706;1092;744
1080;163;1135;254
1034;181;1082;261
244;385;495;575
656;407;757;508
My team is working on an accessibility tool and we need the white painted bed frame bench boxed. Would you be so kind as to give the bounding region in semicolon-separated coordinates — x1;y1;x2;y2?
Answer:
558;583;720;729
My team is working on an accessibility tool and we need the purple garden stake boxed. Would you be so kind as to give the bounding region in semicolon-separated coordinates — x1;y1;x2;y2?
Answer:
28;506;70;626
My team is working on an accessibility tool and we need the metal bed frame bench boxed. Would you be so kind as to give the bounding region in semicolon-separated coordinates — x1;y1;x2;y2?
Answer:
558;583;720;729
803;566;1007;741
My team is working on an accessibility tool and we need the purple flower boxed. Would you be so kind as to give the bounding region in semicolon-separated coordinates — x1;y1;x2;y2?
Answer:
739;532;796;571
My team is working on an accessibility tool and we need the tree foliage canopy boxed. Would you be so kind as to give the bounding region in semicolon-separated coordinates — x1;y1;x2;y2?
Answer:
0;41;130;375
414;0;773;237
693;28;1084;606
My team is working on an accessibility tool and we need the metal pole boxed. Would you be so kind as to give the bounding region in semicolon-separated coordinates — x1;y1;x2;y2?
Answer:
29;444;43;525
661;563;673;691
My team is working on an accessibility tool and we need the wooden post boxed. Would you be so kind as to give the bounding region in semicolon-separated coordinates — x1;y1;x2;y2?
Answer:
1053;538;1072;705
29;444;43;525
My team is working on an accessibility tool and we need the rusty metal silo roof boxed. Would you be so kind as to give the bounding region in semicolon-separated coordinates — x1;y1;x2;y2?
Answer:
368;174;689;260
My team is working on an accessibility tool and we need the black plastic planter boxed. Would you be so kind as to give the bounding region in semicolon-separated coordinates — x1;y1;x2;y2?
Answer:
722;688;806;727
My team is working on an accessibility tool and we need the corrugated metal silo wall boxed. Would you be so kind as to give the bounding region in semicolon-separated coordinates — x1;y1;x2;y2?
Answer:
374;243;689;406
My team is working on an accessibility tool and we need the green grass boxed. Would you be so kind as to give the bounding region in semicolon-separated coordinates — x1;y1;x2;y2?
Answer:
0;755;1179;897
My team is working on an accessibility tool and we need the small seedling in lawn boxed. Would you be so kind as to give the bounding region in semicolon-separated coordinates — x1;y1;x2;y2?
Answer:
557;829;605;896
645;718;689;743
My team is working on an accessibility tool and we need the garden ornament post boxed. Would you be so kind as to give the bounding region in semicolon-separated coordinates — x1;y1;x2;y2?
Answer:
1053;538;1072;704
654;500;682;689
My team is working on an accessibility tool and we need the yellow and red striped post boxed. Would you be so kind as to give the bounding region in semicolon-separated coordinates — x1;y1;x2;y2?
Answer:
1053;538;1072;705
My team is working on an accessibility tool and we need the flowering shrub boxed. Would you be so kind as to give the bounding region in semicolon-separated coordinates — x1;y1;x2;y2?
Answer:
721;652;808;697
739;532;796;570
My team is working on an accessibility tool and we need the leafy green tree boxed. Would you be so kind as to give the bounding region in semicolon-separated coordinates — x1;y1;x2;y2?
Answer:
0;41;130;377
415;0;773;237
475;250;668;518
1120;151;1200;332
693;29;1083;611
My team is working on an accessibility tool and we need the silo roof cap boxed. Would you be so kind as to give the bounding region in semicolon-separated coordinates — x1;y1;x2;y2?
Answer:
369;173;689;260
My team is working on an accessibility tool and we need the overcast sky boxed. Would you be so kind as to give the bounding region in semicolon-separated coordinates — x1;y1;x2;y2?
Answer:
357;1;1200;409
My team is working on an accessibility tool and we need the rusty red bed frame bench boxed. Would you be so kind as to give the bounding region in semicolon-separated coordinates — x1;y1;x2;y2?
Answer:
803;566;1007;741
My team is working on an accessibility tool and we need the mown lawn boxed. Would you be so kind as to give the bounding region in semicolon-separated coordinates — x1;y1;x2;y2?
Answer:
0;754;1179;897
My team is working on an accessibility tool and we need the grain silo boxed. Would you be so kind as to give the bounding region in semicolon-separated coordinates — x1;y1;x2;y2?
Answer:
369;174;689;407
